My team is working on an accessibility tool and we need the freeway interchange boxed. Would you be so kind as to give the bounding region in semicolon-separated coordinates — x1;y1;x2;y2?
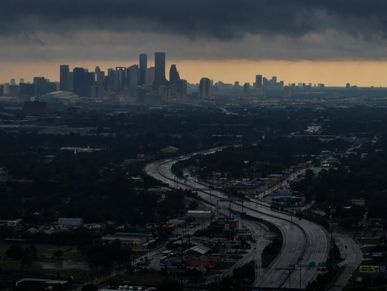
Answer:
145;147;330;289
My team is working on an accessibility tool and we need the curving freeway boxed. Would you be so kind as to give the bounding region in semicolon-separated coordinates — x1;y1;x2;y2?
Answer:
145;148;330;289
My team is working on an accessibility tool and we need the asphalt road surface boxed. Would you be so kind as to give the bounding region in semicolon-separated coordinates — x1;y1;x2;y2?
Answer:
145;147;330;289
328;232;363;291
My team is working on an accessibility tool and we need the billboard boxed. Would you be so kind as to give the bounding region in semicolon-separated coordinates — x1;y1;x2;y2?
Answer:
359;265;379;274
359;265;386;274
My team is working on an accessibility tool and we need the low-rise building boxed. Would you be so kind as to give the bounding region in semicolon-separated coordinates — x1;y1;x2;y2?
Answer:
0;219;22;227
57;218;84;228
101;232;154;251
15;278;71;291
187;210;212;219
0;167;8;183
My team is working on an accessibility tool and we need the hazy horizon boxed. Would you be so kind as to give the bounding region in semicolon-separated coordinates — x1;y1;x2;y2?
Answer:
2;59;387;87
3;1;387;87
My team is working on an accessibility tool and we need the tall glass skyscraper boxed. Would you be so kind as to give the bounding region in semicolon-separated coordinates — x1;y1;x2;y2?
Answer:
127;65;139;90
60;65;70;91
169;64;181;84
200;77;211;98
139;53;147;86
154;52;166;88
73;67;93;97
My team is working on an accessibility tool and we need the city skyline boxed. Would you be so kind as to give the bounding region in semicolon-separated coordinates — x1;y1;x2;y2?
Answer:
1;1;387;289
3;59;387;88
2;1;387;87
4;51;345;101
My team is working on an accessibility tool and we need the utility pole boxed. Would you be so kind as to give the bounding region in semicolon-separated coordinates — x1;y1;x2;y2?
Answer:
299;264;302;289
276;263;307;289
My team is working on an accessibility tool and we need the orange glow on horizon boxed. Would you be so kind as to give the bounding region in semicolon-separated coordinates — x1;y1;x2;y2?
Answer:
1;59;387;87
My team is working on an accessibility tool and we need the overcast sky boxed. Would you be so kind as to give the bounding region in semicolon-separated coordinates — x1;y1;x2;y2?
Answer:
1;0;387;85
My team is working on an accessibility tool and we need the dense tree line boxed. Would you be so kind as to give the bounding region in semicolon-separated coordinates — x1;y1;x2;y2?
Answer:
293;136;387;227
180;136;348;180
1;106;386;227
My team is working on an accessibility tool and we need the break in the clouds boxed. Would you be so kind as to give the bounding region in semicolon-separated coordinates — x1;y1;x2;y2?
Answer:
2;0;387;61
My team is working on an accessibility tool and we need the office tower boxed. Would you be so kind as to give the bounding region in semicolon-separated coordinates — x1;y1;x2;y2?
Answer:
68;72;74;91
255;75;263;89
107;69;116;91
243;83;250;95
116;67;127;91
199;78;211;98
33;77;48;96
176;79;188;96
127;65;139;90
146;67;155;86
9;85;19;97
139;54;147;86
19;83;35;98
92;68;105;99
60;65;70;91
154;52;166;88
169;64;180;83
284;86;293;98
73;68;85;96
3;84;10;96
91;84;105;99
0;85;3;96
47;82;58;92
10;79;16;86
86;72;94;96
95;66;105;84
73;67;93;97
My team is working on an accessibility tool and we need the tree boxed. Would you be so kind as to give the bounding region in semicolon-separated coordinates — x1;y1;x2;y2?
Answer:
6;244;38;265
233;261;255;283
6;244;24;260
81;284;98;291
21;245;38;267
157;280;182;291
54;249;64;260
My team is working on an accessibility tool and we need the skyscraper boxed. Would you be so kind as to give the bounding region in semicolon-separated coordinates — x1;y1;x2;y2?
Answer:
19;83;35;98
199;78;211;98
169;64;181;83
92;67;105;99
73;67;93;97
243;83;250;95
176;79;188;97
154;52;166;88
60;65;70;91
255;75;263;89
95;66;105;84
106;69;116;91
139;54;148;86
127;65;139;90
33;77;49;96
115;67;127;90
146;67;155;86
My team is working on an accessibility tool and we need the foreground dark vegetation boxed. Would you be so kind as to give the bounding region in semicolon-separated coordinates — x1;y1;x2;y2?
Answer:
0;104;387;289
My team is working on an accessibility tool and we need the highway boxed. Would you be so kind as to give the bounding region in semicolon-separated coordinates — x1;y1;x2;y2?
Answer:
145;147;330;289
328;232;363;291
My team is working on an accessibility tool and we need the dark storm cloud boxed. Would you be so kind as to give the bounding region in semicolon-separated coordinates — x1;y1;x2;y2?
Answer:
1;0;387;39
